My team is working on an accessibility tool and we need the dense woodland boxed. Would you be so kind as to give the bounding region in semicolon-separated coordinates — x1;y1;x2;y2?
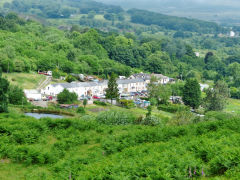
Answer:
1;13;240;94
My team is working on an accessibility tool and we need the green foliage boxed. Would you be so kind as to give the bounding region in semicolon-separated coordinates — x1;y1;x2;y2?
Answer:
170;81;184;96
8;85;27;105
147;76;172;105
0;13;234;85
183;78;201;109
1;107;240;178
0;14;133;77
230;87;240;99
119;99;135;109
128;9;224;33
57;89;78;104
96;110;136;125
94;101;107;106
146;105;152;117
65;75;76;83
138;115;161;126
145;51;173;74
52;68;61;79
204;81;230;111
83;99;87;108
77;107;85;114
168;110;196;126
158;104;189;113
105;73;119;103
0;69;9;112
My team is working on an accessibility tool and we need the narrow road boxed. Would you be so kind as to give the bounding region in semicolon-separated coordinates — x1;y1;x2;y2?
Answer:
37;76;52;90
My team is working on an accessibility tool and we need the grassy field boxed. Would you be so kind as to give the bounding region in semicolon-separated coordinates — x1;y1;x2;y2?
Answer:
2;72;46;89
86;103;174;119
224;98;240;114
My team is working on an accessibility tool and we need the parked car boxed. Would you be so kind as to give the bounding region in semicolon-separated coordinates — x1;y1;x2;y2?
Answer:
93;95;100;99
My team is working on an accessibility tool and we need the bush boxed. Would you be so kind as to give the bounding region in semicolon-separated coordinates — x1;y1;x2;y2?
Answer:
97;110;136;125
8;85;27;105
158;104;189;113
94;101;107;106
57;89;78;104
139;116;161;126
65;75;76;83
119;99;135;109
77;107;85;114
168;110;195;126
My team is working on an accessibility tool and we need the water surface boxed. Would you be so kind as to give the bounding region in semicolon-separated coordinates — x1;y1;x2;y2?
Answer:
25;113;64;119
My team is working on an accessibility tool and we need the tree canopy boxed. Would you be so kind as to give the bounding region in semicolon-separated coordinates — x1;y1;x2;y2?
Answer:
57;89;78;104
182;78;201;109
0;69;9;112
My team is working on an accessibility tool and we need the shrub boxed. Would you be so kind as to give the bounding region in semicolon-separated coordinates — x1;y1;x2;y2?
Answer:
77;107;85;114
8;85;27;105
57;89;78;104
65;75;76;83
141;116;161;126
94;101;107;106
97;110;136;125
158;104;189;113
119;99;135;109
168;110;195;126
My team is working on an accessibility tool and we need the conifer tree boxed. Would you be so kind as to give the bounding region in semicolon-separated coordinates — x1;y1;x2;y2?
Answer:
106;73;119;104
183;78;201;109
0;68;9;113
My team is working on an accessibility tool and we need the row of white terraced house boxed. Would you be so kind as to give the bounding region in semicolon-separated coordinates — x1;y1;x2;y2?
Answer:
41;73;172;99
41;78;148;98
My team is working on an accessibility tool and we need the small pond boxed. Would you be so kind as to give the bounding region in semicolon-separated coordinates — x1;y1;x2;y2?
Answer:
25;113;64;119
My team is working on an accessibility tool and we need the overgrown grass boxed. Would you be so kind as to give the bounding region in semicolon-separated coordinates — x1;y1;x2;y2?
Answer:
224;98;240;114
3;72;46;89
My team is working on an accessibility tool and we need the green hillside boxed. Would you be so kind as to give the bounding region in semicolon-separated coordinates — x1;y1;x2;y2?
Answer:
1;107;240;179
1;13;240;89
1;1;240;179
3;73;45;89
0;0;226;35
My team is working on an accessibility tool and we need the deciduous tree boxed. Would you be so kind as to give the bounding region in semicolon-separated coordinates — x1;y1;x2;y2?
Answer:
0;69;9;112
204;81;230;111
57;89;78;104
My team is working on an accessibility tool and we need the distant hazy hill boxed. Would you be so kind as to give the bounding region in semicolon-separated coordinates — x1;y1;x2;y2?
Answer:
96;0;240;25
0;0;225;34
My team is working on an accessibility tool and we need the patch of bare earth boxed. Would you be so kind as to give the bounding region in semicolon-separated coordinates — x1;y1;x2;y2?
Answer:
0;159;10;164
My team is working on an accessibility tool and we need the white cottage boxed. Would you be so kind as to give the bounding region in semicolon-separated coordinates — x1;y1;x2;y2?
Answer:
130;73;172;84
117;79;147;93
